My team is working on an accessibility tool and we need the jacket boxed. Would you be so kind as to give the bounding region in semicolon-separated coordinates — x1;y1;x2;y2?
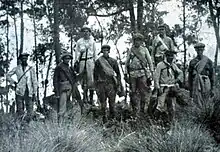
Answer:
7;65;37;97
154;59;183;88
53;62;76;96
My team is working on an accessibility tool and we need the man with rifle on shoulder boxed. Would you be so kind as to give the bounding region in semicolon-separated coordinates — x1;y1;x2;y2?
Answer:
124;33;154;118
7;53;38;122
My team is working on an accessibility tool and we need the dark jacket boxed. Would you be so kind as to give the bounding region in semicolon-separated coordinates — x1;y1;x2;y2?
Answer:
94;56;121;83
53;62;76;95
188;55;214;93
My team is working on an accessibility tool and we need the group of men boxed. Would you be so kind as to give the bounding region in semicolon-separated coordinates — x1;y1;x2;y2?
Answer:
6;24;215;124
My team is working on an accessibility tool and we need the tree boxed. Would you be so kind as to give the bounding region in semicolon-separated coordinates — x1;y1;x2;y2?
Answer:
185;0;220;71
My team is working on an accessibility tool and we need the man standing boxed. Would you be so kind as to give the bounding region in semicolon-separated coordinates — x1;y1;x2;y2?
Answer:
7;53;38;120
154;50;183;123
94;45;122;123
75;25;97;105
152;24;174;67
53;51;81;121
125;33;154;118
188;43;214;107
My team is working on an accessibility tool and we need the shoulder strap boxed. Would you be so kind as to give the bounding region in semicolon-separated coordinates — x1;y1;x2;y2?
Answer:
131;47;148;66
17;66;32;84
195;56;208;74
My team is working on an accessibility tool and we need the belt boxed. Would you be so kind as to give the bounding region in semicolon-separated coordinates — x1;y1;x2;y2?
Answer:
80;57;93;60
160;84;176;87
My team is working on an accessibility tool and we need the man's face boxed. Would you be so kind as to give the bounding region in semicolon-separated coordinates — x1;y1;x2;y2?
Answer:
63;56;71;64
158;28;165;36
20;56;28;65
133;39;142;47
166;54;174;63
195;47;204;58
82;29;90;38
102;48;110;57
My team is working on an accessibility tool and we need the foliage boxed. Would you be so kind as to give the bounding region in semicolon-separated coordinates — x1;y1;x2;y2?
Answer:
177;91;220;143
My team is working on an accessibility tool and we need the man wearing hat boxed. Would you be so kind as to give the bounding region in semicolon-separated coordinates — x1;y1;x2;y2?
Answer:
94;44;122;123
7;53;38;120
75;25;97;105
154;50;183;123
188;43;214;107
53;51;82;121
152;24;174;67
124;33;154;118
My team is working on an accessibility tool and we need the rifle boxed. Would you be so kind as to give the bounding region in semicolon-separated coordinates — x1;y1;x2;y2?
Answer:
82;48;88;102
115;47;128;103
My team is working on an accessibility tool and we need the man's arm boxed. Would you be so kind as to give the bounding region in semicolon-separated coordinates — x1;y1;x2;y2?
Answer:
53;67;60;96
188;61;193;96
31;67;38;95
208;59;214;90
173;64;183;84
154;63;162;89
93;42;97;61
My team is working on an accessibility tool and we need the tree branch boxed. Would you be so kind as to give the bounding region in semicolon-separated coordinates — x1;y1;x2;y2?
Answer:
88;8;128;17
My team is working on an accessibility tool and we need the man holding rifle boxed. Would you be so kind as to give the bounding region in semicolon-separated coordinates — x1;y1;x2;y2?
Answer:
75;25;97;106
7;53;38;121
124;33;154;118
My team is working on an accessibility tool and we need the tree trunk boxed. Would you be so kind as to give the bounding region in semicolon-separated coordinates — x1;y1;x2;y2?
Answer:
214;16;219;71
32;2;40;104
54;0;61;65
19;0;24;55
13;17;19;59
6;10;9;113
137;0;143;32
128;0;136;33
209;0;220;72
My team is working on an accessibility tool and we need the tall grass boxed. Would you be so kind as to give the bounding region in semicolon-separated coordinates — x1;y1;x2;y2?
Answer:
114;121;218;152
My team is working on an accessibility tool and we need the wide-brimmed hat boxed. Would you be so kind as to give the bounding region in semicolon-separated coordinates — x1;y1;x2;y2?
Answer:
101;44;111;52
133;33;144;41
81;25;91;32
60;51;73;60
194;42;205;49
18;53;29;59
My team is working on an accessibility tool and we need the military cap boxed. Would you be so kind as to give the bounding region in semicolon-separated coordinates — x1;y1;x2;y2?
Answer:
133;33;144;40
158;24;166;30
101;44;111;52
60;51;73;60
81;25;91;32
18;53;29;59
194;43;205;49
164;50;177;56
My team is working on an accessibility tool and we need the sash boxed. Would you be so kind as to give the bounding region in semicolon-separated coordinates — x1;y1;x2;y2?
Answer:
156;35;169;51
59;63;74;85
131;46;151;78
98;56;115;77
